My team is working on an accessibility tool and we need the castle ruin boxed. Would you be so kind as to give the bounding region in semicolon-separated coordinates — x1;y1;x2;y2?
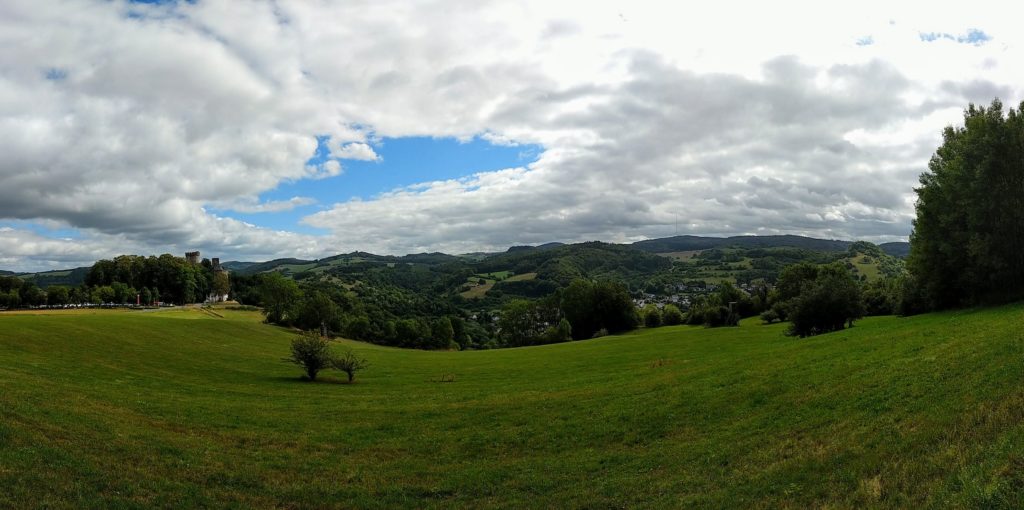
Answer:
185;251;231;303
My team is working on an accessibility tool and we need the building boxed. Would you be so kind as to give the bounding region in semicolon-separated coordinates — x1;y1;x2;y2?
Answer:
207;257;230;303
185;251;200;265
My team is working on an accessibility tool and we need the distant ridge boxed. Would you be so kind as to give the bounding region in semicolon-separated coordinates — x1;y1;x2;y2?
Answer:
632;235;910;258
221;261;258;272
506;242;565;253
878;242;911;258
2;235;912;281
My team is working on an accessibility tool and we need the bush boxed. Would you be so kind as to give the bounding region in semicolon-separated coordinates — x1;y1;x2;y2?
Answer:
284;331;334;381
642;304;662;328
760;309;780;324
332;348;369;383
702;305;739;327
541;318;572;344
662;304;684;325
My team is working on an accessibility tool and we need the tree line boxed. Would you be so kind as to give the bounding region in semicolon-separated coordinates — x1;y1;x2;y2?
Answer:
0;254;228;309
907;99;1024;310
246;272;644;349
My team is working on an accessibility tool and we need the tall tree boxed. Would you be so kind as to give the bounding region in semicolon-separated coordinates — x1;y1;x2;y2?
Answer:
909;99;1024;307
258;272;302;325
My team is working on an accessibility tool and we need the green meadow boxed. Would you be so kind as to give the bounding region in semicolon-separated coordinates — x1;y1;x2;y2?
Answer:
2;305;1023;508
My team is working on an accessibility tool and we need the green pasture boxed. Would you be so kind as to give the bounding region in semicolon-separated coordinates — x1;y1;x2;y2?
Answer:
2;304;1023;508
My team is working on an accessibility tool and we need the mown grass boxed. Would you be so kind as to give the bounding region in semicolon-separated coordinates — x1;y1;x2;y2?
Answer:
2;304;1024;508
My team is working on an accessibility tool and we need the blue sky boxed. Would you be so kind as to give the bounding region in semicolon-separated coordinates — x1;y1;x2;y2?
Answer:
209;136;541;234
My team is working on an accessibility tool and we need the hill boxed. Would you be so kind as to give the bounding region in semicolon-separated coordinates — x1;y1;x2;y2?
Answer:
879;241;911;258
2;305;1023;507
10;266;91;288
220;261;258;272
632;234;910;258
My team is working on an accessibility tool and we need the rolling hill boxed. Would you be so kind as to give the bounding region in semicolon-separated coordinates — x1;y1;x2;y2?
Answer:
1;304;1022;507
631;235;910;258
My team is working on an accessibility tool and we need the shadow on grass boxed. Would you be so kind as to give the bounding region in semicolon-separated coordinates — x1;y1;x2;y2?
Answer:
267;375;356;385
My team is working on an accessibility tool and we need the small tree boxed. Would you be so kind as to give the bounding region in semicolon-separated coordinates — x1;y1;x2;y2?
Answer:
333;348;369;383
285;331;334;381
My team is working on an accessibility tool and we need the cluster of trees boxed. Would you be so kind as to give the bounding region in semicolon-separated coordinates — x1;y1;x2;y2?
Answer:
0;276;154;308
0;276;47;308
497;279;639;346
252;271;644;350
252;272;475;350
908;99;1024;309
684;282;765;327
0;253;237;309
759;263;865;337
87;254;224;304
641;303;684;328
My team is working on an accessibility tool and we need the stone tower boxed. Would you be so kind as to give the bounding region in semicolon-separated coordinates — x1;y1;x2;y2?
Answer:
185;251;200;264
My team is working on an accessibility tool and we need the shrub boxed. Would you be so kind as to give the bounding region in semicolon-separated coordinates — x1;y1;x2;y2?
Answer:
760;309;780;324
285;331;334;381
332;348;369;383
662;304;684;325
541;318;572;344
643;304;662;328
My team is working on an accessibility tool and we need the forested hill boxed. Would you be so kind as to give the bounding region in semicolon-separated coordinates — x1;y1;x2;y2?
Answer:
878;242;911;258
3;234;909;288
6;267;92;288
631;235;909;258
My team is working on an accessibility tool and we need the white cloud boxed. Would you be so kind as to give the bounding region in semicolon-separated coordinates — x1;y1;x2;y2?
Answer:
0;0;1022;269
305;160;343;180
223;196;317;213
333;142;379;161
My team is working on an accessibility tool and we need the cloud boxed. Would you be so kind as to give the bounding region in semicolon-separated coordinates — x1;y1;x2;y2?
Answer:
303;55;932;254
332;142;379;161
0;0;1021;269
306;160;343;180
224;196;317;213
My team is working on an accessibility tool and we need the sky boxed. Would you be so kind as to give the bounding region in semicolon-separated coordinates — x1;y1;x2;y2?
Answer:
0;0;1020;271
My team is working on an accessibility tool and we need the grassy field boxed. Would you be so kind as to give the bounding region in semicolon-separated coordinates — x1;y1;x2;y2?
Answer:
458;279;494;299
850;254;883;281
2;305;1024;508
504;272;537;282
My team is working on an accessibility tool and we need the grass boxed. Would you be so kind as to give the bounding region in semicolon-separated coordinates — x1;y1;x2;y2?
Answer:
2;304;1024;508
657;250;703;261
850;254;883;282
459;272;537;298
504;272;537;282
475;270;513;280
458;279;494;299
